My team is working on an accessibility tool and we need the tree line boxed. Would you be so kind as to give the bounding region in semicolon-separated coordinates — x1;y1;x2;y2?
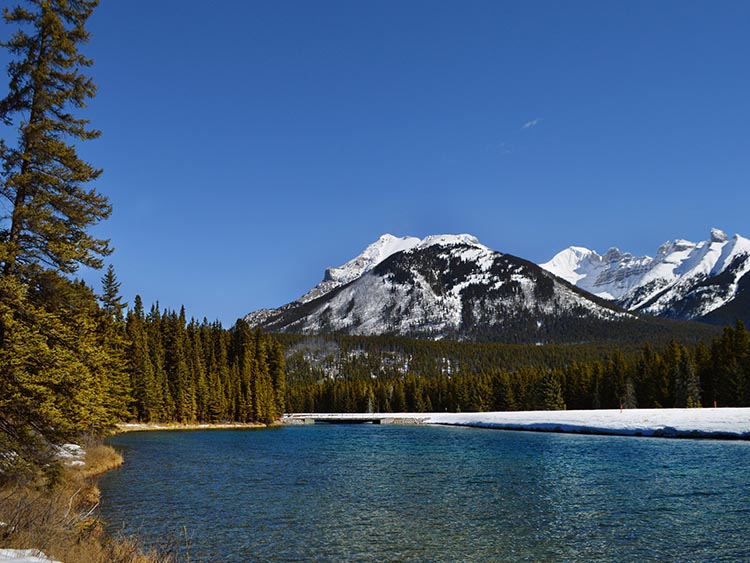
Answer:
123;298;285;425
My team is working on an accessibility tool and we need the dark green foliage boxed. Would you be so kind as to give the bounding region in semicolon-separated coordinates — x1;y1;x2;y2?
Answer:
536;370;566;411
703;321;750;407
120;307;284;425
0;274;124;479
281;325;750;414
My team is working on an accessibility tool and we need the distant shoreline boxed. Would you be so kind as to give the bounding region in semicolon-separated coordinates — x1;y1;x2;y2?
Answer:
283;408;750;440
114;408;750;440
115;421;272;433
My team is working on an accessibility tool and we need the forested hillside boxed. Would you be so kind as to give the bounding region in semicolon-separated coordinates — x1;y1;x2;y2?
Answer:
283;323;750;414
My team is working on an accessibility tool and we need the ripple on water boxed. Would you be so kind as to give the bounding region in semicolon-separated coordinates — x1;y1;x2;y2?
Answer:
100;425;750;563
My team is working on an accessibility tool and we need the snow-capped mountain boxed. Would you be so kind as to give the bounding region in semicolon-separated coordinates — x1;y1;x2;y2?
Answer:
541;228;750;323
244;234;655;343
244;234;484;327
297;234;485;303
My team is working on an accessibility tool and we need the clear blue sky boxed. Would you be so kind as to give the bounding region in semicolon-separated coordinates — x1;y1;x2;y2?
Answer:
10;1;750;325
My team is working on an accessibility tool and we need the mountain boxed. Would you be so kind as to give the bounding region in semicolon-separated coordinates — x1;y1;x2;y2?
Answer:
245;234;474;326
245;234;712;344
541;228;750;324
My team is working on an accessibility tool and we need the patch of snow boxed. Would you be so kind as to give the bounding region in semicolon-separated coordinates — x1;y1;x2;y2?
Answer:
55;443;85;467
55;443;83;459
296;234;422;304
710;228;728;243
541;246;653;301
0;550;62;563
539;246;598;285
417;234;487;251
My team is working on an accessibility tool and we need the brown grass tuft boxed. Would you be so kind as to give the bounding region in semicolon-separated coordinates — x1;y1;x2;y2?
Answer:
81;442;124;478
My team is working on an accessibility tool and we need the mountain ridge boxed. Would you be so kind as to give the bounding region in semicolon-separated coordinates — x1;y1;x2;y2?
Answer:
244;233;721;343
540;228;750;323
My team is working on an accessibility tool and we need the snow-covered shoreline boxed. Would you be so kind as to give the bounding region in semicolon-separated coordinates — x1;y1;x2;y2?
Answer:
285;408;750;440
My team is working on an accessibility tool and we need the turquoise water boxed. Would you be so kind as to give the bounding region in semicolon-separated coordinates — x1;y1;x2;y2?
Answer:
100;425;750;563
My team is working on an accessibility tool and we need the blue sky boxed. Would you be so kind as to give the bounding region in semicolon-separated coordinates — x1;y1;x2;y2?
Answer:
6;1;749;325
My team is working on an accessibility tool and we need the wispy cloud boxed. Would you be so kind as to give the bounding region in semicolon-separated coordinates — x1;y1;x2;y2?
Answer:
521;118;541;130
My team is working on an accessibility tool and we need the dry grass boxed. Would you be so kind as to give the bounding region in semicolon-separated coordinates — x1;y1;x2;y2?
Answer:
81;441;124;478
0;443;187;563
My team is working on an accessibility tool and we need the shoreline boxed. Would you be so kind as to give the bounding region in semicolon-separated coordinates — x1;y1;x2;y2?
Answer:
115;421;272;433
283;407;750;440
107;409;750;441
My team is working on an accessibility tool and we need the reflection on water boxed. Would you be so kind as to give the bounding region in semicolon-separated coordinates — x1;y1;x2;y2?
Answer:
100;425;750;563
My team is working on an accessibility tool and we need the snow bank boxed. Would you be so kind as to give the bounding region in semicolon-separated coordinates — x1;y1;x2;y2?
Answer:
420;408;750;438
288;408;750;439
0;549;62;563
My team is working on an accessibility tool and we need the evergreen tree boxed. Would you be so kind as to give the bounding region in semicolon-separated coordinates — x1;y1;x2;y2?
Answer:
0;0;110;279
621;377;637;409
537;370;566;411
267;339;286;416
0;0;113;478
125;296;158;421
100;263;126;321
0;274;110;477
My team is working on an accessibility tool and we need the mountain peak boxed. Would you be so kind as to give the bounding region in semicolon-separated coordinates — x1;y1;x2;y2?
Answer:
539;246;600;286
711;228;728;243
418;233;485;249
603;247;626;262
245;234;628;342
297;233;484;305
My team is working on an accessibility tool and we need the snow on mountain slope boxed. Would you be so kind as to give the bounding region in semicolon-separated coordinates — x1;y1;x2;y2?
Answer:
246;234;634;342
297;234;421;304
244;234;485;327
541;228;750;321
540;246;652;300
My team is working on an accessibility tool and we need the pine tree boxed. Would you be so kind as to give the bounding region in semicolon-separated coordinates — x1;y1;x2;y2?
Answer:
100;263;126;321
0;1;114;478
126;296;158;421
0;0;110;279
537;370;566;411
267;339;286;416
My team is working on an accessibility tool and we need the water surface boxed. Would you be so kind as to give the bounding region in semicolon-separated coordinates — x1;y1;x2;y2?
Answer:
100;425;750;562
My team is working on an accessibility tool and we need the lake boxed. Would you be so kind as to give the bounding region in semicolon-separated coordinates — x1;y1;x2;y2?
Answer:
100;425;750;563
